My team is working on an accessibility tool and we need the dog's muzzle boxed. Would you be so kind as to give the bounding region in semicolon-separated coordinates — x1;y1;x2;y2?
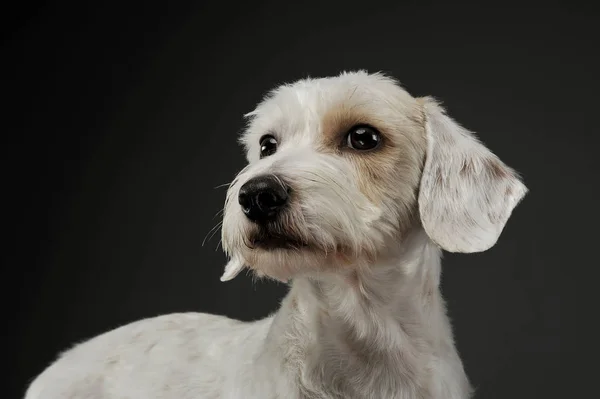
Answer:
238;175;290;224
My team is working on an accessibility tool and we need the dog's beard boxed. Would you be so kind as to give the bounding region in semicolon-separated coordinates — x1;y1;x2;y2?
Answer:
221;218;336;282
243;222;328;281
222;220;388;283
221;205;390;282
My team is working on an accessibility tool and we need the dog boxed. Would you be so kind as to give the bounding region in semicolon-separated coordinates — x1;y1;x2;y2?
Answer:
25;71;527;399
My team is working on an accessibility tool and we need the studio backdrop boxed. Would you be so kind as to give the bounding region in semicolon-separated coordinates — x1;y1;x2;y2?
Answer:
5;1;597;398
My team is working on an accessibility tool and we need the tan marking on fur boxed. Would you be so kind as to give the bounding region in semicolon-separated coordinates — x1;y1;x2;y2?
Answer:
460;159;475;176
486;158;509;179
334;248;354;265
331;243;379;268
317;101;428;239
320;105;376;150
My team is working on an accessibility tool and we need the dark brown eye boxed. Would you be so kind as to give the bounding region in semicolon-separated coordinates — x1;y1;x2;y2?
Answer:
259;134;278;158
346;125;381;151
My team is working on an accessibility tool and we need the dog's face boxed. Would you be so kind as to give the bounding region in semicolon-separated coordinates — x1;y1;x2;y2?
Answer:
221;71;527;282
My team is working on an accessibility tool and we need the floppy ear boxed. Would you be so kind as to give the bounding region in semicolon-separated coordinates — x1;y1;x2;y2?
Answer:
417;97;527;253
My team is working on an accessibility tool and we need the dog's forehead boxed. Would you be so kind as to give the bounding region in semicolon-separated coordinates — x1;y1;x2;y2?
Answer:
240;71;417;155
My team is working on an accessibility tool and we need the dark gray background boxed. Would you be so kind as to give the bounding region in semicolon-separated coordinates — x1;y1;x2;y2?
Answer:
4;1;598;398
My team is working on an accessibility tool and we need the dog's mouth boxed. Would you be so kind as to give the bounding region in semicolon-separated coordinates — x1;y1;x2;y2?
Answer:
249;231;310;251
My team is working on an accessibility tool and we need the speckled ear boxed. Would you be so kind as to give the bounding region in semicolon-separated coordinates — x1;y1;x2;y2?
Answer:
418;97;527;253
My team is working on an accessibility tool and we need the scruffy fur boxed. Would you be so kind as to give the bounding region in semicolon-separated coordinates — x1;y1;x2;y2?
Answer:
25;71;527;399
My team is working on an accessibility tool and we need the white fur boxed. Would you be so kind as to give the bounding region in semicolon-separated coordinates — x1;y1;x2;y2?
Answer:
25;71;527;399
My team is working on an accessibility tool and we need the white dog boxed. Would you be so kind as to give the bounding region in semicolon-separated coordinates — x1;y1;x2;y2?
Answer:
25;71;527;399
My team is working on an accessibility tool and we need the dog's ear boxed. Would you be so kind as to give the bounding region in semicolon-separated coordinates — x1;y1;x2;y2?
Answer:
417;97;527;253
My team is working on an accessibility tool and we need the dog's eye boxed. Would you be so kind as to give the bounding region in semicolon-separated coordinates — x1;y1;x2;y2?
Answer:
259;134;278;158
346;125;381;151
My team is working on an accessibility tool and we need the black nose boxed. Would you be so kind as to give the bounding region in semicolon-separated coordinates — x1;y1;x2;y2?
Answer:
238;175;289;223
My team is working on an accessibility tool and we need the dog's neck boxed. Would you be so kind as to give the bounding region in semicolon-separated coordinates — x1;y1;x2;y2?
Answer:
264;228;471;398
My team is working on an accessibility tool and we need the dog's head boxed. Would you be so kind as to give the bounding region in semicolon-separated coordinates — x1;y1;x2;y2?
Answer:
221;71;527;282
